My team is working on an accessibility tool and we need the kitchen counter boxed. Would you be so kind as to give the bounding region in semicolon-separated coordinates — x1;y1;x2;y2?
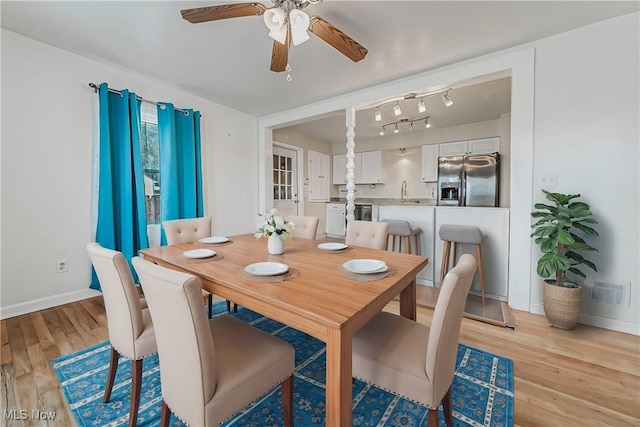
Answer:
330;198;437;206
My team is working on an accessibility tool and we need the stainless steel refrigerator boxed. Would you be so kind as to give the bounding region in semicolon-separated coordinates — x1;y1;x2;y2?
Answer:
437;152;500;207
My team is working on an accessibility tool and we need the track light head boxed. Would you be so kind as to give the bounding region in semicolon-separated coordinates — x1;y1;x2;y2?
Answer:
442;90;453;107
425;117;431;128
393;102;402;116
394;123;399;133
374;108;382;121
417;98;426;113
380;126;385;136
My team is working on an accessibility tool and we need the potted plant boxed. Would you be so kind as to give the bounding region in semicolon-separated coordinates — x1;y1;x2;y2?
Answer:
531;189;599;329
255;208;294;255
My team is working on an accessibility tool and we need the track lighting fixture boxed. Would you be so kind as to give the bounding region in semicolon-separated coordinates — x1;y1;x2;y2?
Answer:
372;87;453;123
442;89;453;107
378;116;431;136
417;98;426;113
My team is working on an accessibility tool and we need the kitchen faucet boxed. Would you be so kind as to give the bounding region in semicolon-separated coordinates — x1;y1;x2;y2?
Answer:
401;180;407;203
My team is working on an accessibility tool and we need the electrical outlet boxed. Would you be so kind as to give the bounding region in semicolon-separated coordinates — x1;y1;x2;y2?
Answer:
540;174;558;190
56;259;68;273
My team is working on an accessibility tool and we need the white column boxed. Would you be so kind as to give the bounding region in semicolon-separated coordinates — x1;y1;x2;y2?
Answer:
345;107;356;222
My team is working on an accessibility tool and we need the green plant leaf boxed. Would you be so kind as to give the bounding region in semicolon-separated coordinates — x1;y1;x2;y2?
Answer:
573;222;599;236
539;239;559;253
568;266;587;278
557;229;575;245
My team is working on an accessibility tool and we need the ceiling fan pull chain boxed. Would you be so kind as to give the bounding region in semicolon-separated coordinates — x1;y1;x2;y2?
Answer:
286;63;292;81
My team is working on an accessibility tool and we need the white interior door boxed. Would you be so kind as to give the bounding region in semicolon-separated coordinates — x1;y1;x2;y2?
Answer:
272;146;299;217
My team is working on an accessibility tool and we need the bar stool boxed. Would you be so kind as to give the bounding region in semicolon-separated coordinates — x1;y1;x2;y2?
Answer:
439;224;486;305
382;219;421;255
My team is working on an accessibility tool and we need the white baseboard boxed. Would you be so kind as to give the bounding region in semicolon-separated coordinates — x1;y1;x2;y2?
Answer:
0;288;103;320
530;303;639;336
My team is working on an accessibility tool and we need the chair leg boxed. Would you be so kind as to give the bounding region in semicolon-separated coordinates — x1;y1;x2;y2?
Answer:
160;400;171;427
128;359;143;427
208;294;213;318
475;244;486;305
281;375;294;427
443;387;453;427
427;406;439;427
439;240;451;286
104;346;119;402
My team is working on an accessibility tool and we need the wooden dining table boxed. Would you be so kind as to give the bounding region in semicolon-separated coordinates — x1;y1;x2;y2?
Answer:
140;233;428;427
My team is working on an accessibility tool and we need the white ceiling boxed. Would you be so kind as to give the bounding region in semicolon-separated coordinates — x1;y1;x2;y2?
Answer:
2;1;637;126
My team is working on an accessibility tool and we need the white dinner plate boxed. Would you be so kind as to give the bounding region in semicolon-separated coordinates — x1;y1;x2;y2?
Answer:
244;262;289;276
198;236;229;244
317;242;348;251
342;259;388;274
183;249;216;259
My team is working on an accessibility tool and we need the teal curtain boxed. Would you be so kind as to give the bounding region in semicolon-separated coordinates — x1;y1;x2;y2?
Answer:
91;83;149;290
157;103;203;244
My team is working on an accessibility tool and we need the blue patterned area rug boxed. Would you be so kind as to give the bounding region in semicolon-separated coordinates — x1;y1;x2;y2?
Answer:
52;303;514;426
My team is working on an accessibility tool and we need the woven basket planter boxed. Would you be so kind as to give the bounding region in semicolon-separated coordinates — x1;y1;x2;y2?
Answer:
543;280;581;329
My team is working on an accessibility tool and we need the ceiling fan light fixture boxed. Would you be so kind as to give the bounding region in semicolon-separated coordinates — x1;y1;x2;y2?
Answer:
289;9;310;46
442;90;453;107
264;7;287;44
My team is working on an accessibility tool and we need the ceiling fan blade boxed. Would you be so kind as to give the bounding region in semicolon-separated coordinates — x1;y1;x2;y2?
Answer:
181;2;267;24
308;16;368;62
270;38;289;73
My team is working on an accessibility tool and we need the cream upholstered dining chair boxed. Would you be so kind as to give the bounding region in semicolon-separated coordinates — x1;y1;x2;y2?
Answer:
352;254;478;427
131;257;295;427
163;216;235;315
287;215;319;240
345;220;390;250
86;243;156;427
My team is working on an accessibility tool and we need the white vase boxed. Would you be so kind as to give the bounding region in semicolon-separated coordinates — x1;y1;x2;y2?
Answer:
267;233;284;255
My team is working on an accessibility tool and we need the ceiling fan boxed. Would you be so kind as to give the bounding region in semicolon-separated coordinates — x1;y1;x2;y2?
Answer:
181;0;368;72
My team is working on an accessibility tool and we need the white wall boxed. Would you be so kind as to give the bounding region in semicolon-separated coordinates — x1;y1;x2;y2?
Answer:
1;30;259;315
530;13;639;331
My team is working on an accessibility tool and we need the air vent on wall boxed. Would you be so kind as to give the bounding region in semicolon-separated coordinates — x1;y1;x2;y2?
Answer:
590;281;630;307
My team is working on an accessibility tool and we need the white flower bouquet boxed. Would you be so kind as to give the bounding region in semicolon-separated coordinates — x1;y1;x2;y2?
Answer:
255;208;294;239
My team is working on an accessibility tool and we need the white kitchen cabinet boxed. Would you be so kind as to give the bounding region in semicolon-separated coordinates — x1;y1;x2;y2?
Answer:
325;203;346;237
332;151;383;185
359;151;383;184
421;144;439;182
468;137;501;154
439;137;500;156
439;140;468;156
332;153;347;184
308;150;330;202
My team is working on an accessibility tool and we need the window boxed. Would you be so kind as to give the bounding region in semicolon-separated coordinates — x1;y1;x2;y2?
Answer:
141;103;160;246
273;153;293;201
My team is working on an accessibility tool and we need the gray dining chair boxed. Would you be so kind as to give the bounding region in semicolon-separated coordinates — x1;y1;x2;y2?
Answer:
345;220;390;250
132;256;294;427
163;216;236;315
86;243;157;427
287;215;319;239
352;254;478;427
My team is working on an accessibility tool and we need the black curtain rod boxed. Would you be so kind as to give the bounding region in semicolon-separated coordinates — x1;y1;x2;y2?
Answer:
88;82;189;114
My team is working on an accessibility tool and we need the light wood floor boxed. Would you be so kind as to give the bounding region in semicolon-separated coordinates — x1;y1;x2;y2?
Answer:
1;292;639;427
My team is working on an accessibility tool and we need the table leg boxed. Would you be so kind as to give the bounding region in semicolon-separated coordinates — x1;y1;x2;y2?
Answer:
399;278;417;320
325;327;352;426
